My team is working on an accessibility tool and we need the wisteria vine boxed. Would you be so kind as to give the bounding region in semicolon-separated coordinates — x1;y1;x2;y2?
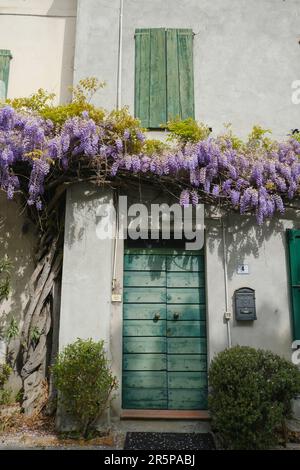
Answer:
1;105;300;224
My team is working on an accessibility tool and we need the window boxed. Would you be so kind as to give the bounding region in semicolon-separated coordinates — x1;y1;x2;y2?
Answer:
135;28;194;128
0;49;12;100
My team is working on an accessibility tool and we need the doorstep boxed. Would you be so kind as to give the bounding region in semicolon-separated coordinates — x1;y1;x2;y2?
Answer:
120;410;210;420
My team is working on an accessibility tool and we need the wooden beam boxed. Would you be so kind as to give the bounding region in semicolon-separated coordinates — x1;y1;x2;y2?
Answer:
121;410;210;420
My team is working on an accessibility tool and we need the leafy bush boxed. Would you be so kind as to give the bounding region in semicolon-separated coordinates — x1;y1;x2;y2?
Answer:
52;338;117;437
209;346;300;449
105;106;146;154
143;139;171;155
0;364;11;390
165;117;211;143
5;318;19;342
7;78;106;127
0;389;13;406
0;364;12;406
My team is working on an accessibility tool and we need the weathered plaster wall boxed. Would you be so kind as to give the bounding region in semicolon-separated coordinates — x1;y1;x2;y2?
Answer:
206;212;300;361
0;194;37;391
0;0;77;102
74;0;300;139
59;184;115;351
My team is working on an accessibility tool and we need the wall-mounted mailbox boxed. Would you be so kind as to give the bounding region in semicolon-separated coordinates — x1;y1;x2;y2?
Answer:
234;287;256;321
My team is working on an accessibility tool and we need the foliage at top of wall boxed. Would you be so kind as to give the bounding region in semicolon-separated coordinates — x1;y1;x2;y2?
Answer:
7;78;106;127
0;78;300;227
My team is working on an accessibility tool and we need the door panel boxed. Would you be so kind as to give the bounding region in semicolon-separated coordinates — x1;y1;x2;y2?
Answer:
168;389;208;409
124;304;166;320
167;271;204;288
124;271;166;287
123;371;167;388
124;320;165;337
167;304;205;321
123;388;168;409
124;337;166;354
168;354;207;372
124;254;166;271
167;288;205;304
167;320;206;337
167;337;207;354
167;255;204;272
168;371;207;389
123;353;167;371
124;287;166;303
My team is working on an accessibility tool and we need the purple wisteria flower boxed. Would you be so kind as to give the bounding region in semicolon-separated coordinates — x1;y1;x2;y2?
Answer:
1;105;300;224
123;129;130;140
180;189;190;207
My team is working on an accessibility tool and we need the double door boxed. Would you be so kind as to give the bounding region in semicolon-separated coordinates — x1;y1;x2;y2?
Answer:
122;247;207;410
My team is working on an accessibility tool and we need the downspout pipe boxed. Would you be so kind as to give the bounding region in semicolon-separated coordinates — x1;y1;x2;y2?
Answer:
112;190;119;292
116;0;124;110
222;219;232;348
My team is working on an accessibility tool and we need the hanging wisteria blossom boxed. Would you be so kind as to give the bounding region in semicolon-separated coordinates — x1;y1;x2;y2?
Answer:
0;105;300;222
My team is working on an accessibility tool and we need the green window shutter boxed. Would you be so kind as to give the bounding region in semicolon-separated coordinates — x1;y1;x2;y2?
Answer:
135;29;151;128
0;49;12;100
135;28;194;128
287;229;300;340
149;29;167;128
166;29;194;121
135;29;167;128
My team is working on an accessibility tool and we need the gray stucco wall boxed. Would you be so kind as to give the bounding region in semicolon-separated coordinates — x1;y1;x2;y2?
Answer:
206;212;299;361
59;184;114;351
74;0;300;139
0;194;37;393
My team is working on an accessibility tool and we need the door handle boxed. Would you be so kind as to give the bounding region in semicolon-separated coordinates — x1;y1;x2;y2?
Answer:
154;312;160;321
173;312;180;320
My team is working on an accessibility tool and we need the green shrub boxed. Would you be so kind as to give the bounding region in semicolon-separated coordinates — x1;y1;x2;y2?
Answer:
0;364;11;390
52;338;117;437
143;139;170;155
7;78;106;127
0;257;11;303
0;364;12;406
0;388;13;406
209;346;300;450
165;117;211;143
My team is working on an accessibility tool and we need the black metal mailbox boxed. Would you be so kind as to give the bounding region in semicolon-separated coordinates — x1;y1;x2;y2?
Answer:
234;287;256;321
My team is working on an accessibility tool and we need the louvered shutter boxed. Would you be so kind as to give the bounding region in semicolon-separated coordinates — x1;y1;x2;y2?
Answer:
0;50;12;99
135;29;194;128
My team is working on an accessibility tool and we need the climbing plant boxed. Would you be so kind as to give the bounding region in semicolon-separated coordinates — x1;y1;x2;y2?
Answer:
0;78;300;414
0;257;11;304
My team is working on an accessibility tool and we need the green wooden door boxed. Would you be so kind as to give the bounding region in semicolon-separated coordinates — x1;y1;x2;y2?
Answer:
287;230;300;340
122;247;207;410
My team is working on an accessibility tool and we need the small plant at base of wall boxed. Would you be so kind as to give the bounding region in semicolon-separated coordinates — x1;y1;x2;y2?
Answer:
52;338;118;438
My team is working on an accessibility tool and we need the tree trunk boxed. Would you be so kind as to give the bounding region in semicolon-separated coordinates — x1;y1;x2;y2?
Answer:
20;237;63;415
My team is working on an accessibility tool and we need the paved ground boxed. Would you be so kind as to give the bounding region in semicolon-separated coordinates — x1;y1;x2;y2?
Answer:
0;415;299;450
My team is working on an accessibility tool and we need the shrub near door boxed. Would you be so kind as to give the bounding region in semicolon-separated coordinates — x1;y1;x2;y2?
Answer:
208;346;300;450
52;338;118;437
